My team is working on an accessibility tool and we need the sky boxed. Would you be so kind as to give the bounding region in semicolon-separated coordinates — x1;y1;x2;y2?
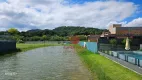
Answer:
0;0;142;31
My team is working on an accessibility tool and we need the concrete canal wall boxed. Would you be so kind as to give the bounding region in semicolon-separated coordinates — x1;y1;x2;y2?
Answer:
0;40;16;52
140;44;142;49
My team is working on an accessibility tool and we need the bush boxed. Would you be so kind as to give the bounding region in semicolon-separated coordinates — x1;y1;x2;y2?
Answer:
49;35;67;41
17;40;25;43
78;35;87;41
109;39;117;46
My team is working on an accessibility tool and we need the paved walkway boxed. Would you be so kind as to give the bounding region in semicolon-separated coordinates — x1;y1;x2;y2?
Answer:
99;51;142;75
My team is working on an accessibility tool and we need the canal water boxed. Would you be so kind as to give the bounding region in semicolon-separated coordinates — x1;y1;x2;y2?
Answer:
0;46;92;80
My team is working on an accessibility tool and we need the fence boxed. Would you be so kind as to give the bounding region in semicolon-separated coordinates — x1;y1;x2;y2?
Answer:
0;40;16;53
99;51;142;75
98;43;140;51
79;41;142;75
78;41;140;52
78;41;84;47
78;41;98;53
0;35;13;41
103;51;142;68
98;37;142;46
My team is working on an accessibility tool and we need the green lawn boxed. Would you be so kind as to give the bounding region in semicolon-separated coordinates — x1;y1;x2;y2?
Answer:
16;43;57;51
74;45;142;80
0;43;61;55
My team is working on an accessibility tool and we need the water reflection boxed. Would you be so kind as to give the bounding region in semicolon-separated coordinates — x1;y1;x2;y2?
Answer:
0;46;92;80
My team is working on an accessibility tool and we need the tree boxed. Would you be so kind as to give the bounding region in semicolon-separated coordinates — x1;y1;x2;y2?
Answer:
42;35;48;41
1;26;105;41
12;35;24;43
49;35;66;41
8;28;19;35
78;35;87;41
109;39;117;46
31;36;41;41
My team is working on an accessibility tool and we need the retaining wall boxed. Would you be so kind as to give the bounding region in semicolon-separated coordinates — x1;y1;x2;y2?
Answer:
0;40;16;52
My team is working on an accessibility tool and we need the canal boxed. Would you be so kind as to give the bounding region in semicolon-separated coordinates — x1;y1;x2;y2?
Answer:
0;46;92;80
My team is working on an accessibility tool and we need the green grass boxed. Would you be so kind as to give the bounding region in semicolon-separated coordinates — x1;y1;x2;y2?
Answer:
16;43;59;52
0;43;61;55
74;45;142;80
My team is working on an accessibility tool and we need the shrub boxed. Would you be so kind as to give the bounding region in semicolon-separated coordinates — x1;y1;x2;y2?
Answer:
109;39;117;46
17;40;25;43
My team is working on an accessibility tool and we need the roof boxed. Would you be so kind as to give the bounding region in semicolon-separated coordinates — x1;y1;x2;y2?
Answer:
88;35;100;38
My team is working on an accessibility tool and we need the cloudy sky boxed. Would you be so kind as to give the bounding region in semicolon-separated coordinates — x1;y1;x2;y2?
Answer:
0;0;142;31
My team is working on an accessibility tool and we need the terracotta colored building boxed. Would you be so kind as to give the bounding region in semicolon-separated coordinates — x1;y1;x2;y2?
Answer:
88;24;142;43
109;24;142;37
109;24;122;34
88;35;100;42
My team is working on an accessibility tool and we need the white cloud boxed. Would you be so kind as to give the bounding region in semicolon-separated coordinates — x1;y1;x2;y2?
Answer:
0;0;138;31
125;18;142;27
106;21;127;27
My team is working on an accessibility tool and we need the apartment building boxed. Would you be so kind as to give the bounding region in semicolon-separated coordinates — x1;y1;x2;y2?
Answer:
109;24;142;36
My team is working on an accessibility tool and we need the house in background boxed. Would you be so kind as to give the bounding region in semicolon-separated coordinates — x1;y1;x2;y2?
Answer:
88;24;142;45
88;35;100;42
109;24;142;38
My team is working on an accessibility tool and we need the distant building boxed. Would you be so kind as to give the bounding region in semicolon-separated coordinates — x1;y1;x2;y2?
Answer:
88;24;142;45
109;24;142;37
99;24;142;39
100;32;110;37
88;35;100;42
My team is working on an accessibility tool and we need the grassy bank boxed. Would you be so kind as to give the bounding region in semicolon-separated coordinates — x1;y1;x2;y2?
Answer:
16;43;58;52
74;45;142;80
0;43;61;55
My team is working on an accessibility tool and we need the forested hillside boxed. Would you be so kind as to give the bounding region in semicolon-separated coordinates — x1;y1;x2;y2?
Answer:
0;26;105;42
53;26;104;36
